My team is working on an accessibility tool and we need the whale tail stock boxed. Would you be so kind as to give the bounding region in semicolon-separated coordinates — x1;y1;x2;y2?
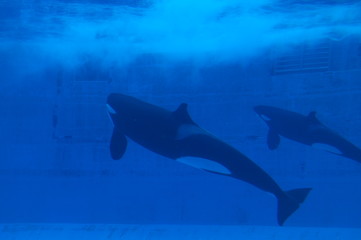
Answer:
277;188;312;226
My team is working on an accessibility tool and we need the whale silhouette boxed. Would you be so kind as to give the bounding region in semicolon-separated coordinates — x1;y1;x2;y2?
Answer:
107;93;311;225
254;105;361;164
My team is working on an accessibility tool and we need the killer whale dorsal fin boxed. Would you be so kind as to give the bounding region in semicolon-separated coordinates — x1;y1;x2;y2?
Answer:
172;103;195;124
110;128;128;160
307;111;319;123
307;111;317;120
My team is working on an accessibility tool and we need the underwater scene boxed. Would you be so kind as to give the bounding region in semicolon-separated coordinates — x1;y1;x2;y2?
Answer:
1;0;361;239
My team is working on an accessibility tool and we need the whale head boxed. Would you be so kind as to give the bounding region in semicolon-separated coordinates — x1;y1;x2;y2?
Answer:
106;93;133;125
106;93;125;115
254;105;276;121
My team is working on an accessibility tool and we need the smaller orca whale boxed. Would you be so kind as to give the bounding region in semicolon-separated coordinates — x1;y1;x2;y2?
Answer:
107;93;311;225
254;105;361;164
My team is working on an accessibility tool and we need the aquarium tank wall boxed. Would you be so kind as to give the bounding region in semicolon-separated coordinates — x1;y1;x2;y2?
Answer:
1;0;361;233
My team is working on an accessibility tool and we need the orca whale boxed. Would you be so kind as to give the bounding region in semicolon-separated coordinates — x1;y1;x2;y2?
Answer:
254;105;361;164
107;93;311;225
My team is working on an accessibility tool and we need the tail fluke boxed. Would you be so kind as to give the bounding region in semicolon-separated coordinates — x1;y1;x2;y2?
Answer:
277;188;312;226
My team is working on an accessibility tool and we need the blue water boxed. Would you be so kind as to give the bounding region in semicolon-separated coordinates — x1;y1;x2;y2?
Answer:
0;0;361;231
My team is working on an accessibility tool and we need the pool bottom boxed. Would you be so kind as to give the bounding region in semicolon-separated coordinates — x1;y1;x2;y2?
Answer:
1;224;360;240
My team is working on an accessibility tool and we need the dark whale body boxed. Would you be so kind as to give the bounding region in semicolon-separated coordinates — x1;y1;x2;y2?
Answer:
254;105;361;163
107;93;311;225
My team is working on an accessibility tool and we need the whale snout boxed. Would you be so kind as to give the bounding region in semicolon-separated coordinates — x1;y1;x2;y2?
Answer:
107;93;127;114
254;105;269;115
107;93;120;104
106;104;117;114
254;105;273;121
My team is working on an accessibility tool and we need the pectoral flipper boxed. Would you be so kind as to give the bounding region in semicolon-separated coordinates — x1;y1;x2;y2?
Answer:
110;128;128;160
267;128;280;150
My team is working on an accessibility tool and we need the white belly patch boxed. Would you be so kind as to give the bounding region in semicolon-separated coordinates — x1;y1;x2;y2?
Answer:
177;157;231;175
312;143;342;155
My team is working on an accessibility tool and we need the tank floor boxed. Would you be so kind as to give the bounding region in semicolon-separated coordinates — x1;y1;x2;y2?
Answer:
1;224;360;240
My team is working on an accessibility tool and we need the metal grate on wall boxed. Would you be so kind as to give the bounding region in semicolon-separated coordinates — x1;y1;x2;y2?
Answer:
52;66;112;144
272;41;331;75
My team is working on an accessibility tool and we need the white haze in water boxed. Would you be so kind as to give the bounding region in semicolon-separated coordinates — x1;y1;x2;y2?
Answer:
2;0;361;68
